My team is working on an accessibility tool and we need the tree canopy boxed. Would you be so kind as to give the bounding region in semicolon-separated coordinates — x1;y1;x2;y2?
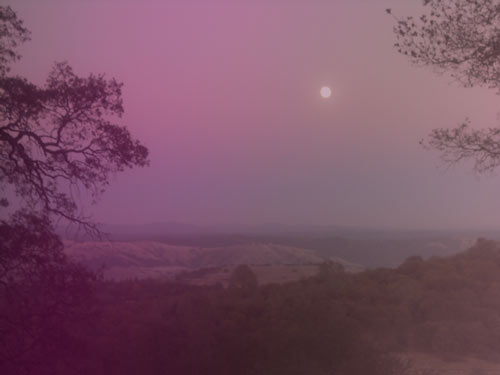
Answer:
390;0;500;172
0;6;149;372
0;6;29;76
0;62;149;230
0;7;148;231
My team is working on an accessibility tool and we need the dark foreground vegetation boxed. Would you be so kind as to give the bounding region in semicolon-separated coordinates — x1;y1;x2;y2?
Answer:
6;239;500;374
6;1;500;373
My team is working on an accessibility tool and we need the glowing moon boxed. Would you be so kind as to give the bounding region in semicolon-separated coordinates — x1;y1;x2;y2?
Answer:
320;86;332;98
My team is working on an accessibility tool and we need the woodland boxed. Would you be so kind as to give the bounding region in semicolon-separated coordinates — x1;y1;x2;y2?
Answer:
4;1;500;374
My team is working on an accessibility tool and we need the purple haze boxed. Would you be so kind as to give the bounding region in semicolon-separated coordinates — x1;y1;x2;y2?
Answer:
10;0;500;230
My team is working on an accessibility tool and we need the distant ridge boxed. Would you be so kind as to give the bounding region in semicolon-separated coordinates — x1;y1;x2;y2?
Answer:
59;221;500;241
101;222;206;236
64;240;363;280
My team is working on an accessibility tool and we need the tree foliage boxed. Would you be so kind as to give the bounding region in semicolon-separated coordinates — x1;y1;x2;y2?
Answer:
391;0;500;172
0;17;148;230
0;6;149;372
0;62;149;229
29;237;500;374
75;275;410;375
228;264;258;291
0;212;97;374
0;6;29;76
36;239;500;373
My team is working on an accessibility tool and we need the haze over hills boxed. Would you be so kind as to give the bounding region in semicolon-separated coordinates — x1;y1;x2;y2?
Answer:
64;240;363;280
82;221;500;240
62;222;486;280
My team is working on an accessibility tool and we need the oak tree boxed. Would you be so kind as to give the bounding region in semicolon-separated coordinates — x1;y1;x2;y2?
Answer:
390;0;500;172
0;6;149;372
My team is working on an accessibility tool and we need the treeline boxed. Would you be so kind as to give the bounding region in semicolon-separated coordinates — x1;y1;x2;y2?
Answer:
60;266;406;375
8;239;500;374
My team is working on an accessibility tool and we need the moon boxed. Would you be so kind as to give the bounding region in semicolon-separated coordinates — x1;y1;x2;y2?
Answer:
320;86;332;98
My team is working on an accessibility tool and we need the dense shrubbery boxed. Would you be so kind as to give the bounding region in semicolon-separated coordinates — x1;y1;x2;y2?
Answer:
28;238;500;374
70;276;407;375
8;238;500;373
0;213;99;375
346;238;500;360
0;6;149;374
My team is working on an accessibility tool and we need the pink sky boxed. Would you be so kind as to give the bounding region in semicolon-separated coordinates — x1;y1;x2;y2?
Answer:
10;0;500;230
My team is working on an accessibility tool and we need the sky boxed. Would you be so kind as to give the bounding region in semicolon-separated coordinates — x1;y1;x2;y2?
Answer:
8;0;500;230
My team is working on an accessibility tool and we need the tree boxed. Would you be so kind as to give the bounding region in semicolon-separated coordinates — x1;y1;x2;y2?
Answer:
316;259;345;281
0;6;149;373
228;264;258;291
0;6;29;76
1;61;149;228
389;0;500;172
0;37;148;231
0;213;98;374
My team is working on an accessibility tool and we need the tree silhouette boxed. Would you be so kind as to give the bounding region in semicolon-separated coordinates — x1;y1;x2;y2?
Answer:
0;213;98;373
390;0;500;172
0;6;29;76
228;264;258;291
0;52;148;233
0;6;149;372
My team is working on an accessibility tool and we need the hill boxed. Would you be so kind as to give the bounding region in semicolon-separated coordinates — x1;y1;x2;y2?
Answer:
64;240;362;280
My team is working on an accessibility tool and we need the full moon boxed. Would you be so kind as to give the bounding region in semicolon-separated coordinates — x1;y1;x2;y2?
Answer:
320;86;332;98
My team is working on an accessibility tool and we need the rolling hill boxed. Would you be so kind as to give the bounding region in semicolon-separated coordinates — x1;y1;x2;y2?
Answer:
64;240;363;281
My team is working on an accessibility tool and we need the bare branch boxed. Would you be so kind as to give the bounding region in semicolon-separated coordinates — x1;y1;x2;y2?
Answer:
0;62;149;231
392;0;500;173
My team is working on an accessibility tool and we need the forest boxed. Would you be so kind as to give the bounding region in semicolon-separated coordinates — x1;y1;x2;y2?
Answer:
5;1;500;374
5;239;500;374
